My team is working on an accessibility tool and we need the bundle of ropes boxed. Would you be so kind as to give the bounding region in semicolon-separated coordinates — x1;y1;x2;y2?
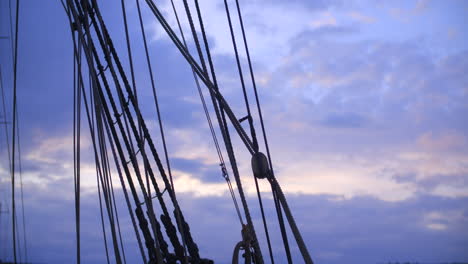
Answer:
1;0;29;263
62;0;314;263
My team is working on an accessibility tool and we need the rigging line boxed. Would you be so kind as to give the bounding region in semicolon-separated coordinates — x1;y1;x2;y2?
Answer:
91;33;167;263
192;0;263;260
96;150;111;264
134;0;176;197
272;187;292;264
76;42;122;264
76;39;135;264
270;177;314;263
104;112;148;264
169;2;248;260
89;0;190;251
75;7;170;262
84;18;161;264
14;208;21;264
65;4;159;261
170;0;244;227
253;175;274;263
103;136;128;264
119;0;139;116
91;30;131;264
97;107;123;264
226;1;275;260
232;3;313;261
87;4;212;262
63;4;83;262
181;0;208;75
234;1;313;260
15;108;27;263
95;89;123;264
118;5;150;228
80;5;129;263
0;67;12;177
76;25;83;264
171;0;246;233
10;0;20;262
85;55;128;264
226;178;244;225
224;1;276;260
88;17;180;261
8;0;14;60
133;1;190;258
74;32;123;264
232;0;271;169
70;8;78;262
232;0;277;254
95;92;128;264
67;6;125;263
144;0;256;155
120;0;147;218
222;0;258;152
87;0;162;229
111;15;152;246
169;0;223;172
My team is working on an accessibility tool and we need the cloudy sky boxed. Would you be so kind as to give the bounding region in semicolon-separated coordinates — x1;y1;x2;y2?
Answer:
0;0;467;263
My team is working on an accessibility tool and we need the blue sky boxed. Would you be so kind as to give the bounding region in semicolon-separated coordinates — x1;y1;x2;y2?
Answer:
0;0;467;263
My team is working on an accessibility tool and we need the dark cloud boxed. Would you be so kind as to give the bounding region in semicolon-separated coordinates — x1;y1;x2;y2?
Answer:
172;157;225;183
3;189;468;264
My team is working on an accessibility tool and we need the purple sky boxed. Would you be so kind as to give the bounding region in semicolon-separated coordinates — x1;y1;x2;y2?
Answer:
0;0;467;263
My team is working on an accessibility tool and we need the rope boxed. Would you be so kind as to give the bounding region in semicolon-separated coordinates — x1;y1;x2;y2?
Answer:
65;2;159;261
221;0;278;261
87;2;205;261
89;25;163;264
103;137;128;264
134;0;189;260
95;89;123;264
270;177;314;263
192;1;264;261
78;3;183;260
104;114;148;264
87;1;178;256
0;68;12;203
96;155;111;264
222;0;258;152
181;0;208;75
170;0;244;226
79;49;134;264
145;0;256;155
233;1;314;262
15;108;28;264
253;176;274;263
10;0;20;262
72;9;82;264
272;188;292;263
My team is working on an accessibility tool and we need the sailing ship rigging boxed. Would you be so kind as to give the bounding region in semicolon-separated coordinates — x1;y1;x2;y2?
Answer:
2;0;314;263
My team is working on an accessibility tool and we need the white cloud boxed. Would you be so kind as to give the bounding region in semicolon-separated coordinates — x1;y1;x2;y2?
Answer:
422;210;467;231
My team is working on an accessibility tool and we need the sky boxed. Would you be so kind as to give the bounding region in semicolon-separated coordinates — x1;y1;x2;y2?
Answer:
0;0;467;263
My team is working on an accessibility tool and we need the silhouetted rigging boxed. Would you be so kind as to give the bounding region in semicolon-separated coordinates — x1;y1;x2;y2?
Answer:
61;0;314;263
